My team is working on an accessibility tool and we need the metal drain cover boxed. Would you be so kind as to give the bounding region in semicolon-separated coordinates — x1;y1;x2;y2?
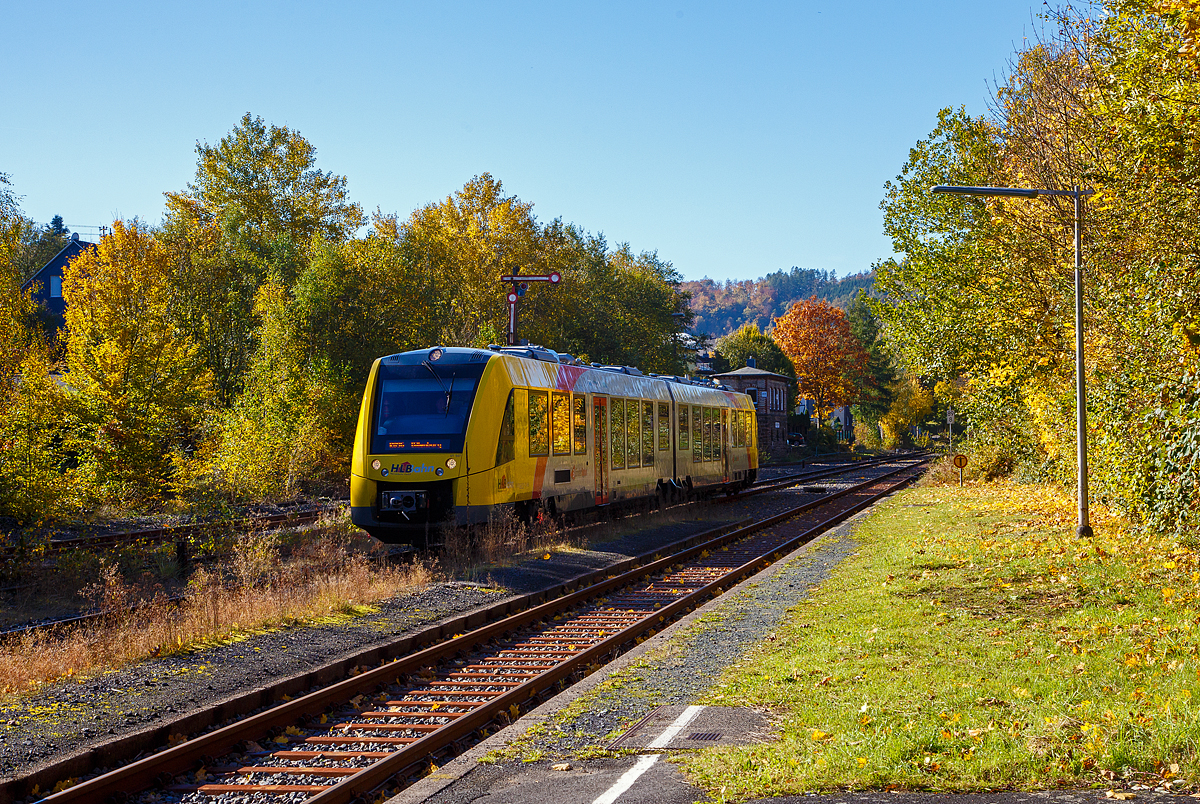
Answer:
608;706;769;749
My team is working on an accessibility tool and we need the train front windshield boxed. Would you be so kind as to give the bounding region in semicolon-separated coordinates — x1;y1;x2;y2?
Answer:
371;362;486;453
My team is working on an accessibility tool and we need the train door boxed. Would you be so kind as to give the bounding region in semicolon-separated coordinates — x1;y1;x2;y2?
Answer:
722;408;730;480
593;396;609;504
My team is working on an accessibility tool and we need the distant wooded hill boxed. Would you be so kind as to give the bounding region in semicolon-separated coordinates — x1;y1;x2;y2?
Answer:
682;267;874;338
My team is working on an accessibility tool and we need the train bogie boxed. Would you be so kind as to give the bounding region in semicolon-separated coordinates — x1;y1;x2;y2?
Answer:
350;346;758;546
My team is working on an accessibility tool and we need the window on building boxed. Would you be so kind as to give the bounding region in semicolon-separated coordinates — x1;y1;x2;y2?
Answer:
573;394;587;455
551;392;570;455
529;391;549;456
49;275;62;298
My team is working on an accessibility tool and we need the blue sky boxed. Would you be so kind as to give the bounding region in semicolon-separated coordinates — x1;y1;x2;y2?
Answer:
2;1;1045;282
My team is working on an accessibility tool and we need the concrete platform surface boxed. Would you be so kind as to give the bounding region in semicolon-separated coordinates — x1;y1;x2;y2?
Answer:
608;704;770;750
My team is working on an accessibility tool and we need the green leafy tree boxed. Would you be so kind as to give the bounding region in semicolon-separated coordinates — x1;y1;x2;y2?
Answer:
171;113;364;259
398;174;694;372
189;281;351;501
847;291;897;427
162;114;364;403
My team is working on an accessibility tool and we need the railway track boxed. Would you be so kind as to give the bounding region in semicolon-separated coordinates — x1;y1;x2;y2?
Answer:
0;456;905;641
35;456;927;804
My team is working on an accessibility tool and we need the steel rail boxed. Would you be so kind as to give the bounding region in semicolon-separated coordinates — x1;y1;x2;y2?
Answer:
4;455;888;640
39;458;925;803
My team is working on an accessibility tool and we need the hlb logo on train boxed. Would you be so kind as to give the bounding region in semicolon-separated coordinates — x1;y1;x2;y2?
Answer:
381;461;443;477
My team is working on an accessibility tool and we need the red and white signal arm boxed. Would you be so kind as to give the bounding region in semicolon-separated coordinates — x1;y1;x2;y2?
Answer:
501;273;561;284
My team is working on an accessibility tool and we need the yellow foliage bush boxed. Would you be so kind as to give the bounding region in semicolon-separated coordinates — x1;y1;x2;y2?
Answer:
61;220;212;507
180;281;351;503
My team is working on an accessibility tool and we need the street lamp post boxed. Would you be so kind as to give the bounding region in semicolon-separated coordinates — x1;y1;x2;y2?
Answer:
931;184;1095;539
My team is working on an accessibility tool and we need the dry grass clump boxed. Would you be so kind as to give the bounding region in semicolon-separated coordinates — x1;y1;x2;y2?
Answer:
438;507;579;575
0;515;433;699
437;501;696;576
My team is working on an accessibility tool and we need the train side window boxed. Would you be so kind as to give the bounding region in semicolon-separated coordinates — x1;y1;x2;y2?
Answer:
495;390;515;466
678;405;689;452
641;401;654;466
551;391;571;455
626;399;641;468
529;390;549;456
573;394;587;455
717;409;725;461
692;405;702;463
611;398;626;469
658;402;670;451
703;407;712;461
737;410;745;447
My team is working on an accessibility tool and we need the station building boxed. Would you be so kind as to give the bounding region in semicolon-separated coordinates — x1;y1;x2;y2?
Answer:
713;358;793;455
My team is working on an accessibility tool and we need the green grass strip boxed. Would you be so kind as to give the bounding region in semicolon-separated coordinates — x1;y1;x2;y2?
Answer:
678;480;1200;797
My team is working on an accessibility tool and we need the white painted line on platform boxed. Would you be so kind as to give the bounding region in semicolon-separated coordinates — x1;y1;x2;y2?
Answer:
647;705;705;749
592;754;659;804
592;705;707;804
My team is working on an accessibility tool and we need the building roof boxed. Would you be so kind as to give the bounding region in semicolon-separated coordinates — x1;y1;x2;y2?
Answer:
20;238;95;292
713;366;793;382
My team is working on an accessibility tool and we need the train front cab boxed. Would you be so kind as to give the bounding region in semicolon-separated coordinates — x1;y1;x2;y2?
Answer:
350;348;495;546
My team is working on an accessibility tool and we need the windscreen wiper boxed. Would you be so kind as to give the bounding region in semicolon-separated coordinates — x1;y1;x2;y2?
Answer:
421;360;453;416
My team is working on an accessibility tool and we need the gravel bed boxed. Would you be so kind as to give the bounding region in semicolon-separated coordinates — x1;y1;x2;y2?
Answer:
0;459;906;793
0;583;500;783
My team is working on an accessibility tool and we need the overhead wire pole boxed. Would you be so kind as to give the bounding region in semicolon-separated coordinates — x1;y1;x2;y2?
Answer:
931;184;1095;538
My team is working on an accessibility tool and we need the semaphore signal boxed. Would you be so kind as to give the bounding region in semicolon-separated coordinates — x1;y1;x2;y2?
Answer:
500;271;561;345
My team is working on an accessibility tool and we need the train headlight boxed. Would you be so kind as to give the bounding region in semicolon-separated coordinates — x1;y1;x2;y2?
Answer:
429;348;444;361
371;459;381;471
446;458;457;469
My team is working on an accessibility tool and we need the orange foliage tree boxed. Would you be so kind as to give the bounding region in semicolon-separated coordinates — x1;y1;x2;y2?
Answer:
771;296;867;422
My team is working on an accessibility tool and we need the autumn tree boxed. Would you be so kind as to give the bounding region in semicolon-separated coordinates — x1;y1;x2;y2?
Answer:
0;174;70;521
63;220;211;505
186;280;351;501
397;174;694;373
162;114;364;403
772;297;867;422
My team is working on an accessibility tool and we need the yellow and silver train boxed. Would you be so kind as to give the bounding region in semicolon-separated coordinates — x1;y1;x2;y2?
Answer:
350;345;758;546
